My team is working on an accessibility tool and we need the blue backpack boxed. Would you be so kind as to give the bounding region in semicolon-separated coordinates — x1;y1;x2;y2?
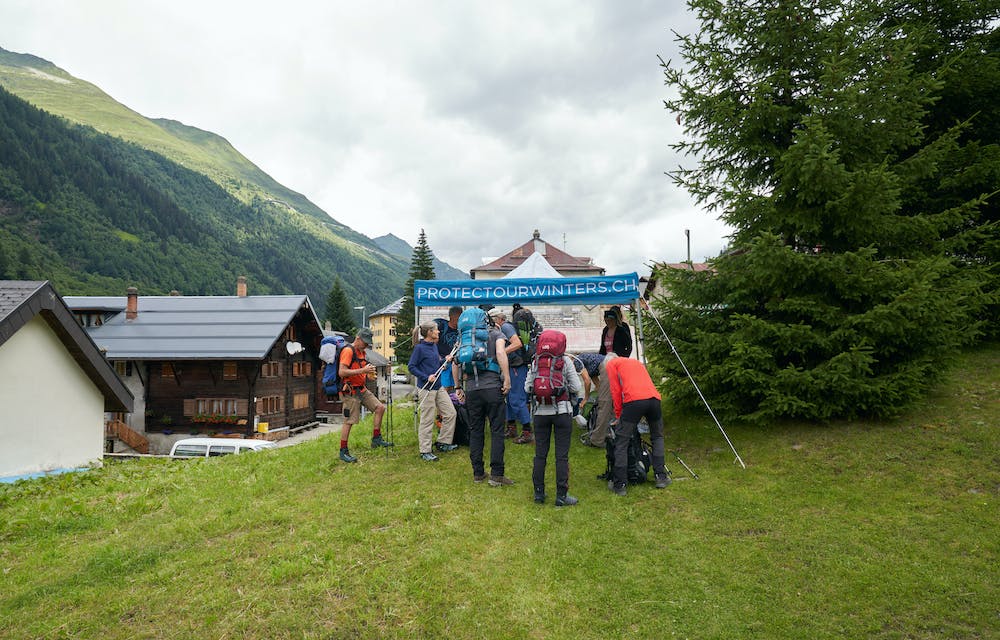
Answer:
456;308;500;374
320;335;349;395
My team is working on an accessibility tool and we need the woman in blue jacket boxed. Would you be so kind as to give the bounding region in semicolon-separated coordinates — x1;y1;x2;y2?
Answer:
408;320;459;461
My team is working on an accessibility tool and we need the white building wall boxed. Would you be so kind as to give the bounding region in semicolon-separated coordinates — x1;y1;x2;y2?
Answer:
0;316;106;478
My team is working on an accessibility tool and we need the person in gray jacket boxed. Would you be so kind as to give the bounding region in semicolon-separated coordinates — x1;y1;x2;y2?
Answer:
525;334;583;506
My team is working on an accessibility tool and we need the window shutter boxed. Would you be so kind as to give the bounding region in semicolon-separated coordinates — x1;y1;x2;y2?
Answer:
183;399;196;416
236;399;248;415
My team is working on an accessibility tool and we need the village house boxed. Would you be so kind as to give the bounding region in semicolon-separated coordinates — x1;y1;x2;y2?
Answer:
368;297;404;363
65;278;326;454
0;281;133;481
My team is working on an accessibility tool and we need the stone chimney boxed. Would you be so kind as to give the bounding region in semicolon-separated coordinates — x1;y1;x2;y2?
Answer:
237;276;247;297
126;287;138;320
532;229;545;255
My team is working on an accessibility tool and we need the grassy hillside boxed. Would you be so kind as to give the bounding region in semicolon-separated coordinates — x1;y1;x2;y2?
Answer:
1;345;996;638
0;47;359;237
0;84;405;311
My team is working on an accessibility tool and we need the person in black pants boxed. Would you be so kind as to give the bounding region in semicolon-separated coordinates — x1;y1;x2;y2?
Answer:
526;334;583;506
457;319;512;487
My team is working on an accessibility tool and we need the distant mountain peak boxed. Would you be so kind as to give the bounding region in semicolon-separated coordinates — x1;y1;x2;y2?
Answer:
373;234;468;280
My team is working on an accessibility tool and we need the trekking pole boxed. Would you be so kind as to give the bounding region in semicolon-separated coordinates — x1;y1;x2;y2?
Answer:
639;298;746;469
670;449;699;480
414;342;459;443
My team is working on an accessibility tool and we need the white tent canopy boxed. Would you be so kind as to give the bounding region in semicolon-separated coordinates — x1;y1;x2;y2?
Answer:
503;251;563;279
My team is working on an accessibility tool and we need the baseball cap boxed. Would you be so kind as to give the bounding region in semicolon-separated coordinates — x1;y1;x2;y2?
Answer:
358;327;374;346
487;308;504;319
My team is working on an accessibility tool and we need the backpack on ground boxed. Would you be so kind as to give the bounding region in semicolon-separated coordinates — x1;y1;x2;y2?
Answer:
531;329;568;405
599;424;652;484
319;335;349;395
513;307;543;362
456;307;500;374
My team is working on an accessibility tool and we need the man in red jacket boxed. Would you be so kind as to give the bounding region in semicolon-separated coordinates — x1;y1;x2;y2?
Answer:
604;353;671;496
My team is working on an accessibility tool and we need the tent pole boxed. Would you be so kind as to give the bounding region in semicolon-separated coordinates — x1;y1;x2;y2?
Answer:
635;296;645;364
640;298;746;469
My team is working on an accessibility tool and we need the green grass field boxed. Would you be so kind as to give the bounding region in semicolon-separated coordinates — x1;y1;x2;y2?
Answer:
1;346;996;639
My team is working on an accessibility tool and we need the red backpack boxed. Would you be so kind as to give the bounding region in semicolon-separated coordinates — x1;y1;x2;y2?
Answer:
532;330;568;405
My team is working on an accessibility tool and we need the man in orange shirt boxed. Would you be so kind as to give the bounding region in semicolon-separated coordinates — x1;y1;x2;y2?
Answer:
604;353;671;495
337;328;392;463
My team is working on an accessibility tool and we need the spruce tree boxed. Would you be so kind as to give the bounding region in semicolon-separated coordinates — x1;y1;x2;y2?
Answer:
323;277;356;337
653;0;996;422
394;229;436;364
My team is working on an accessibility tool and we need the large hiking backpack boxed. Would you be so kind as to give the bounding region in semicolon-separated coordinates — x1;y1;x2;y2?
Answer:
600;425;652;484
319;334;349;395
456;307;500;374
531;329;568;405
513;307;543;362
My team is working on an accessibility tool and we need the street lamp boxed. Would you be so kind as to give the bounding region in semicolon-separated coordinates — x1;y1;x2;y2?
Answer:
353;306;365;330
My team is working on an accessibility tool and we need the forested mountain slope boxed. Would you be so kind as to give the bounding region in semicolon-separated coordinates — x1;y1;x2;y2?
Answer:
0;84;405;311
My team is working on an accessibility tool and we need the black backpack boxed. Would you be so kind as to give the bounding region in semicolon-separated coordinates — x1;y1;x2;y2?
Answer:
599;424;652;484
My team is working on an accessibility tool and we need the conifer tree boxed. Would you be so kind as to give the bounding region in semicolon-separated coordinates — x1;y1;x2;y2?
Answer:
323;277;356;337
653;0;996;422
394;229;436;364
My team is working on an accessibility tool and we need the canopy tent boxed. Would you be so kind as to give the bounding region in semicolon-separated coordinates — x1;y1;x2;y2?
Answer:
502;251;564;279
413;268;643;358
413;272;641;307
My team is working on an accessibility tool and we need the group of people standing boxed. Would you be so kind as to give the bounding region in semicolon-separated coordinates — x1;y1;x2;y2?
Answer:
401;302;672;505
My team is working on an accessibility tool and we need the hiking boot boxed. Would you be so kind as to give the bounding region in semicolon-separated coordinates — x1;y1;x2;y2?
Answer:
371;435;394;448
504;424;518;439
534;488;546;504
488;475;515;487
473;472;488;483
514;431;534;444
434;442;459;452
420;452;439;462
555;494;579;507
607;479;627;496
339;448;357;463
655;473;672;489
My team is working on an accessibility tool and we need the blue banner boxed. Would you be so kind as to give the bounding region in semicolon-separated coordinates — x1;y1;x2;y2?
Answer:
414;273;640;306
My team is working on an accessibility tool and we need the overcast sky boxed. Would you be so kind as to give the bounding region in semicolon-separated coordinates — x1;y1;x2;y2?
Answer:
1;1;731;276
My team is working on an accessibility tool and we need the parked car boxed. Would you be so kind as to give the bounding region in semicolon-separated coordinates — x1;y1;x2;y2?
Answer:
169;437;277;458
391;373;408;384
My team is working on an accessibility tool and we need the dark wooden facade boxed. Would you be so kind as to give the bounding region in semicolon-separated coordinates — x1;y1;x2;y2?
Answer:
143;316;323;435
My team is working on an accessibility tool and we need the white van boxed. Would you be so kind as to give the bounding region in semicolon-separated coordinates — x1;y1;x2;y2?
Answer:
169;437;278;458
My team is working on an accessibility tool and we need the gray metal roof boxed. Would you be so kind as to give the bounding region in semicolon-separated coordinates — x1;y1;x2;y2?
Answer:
67;295;320;360
0;281;133;412
370;297;405;318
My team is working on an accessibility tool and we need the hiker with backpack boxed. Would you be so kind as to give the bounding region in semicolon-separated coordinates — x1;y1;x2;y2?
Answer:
525;329;583;507
408;320;460;462
434;306;463;392
603;353;671;495
489;307;533;444
455;306;514;487
336;328;394;463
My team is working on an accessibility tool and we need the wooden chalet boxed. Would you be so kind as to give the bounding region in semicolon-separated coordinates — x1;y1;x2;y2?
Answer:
65;281;325;453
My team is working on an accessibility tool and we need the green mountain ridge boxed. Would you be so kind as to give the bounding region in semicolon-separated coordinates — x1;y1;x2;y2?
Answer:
0;83;403;314
0;46;413;314
373;233;468;280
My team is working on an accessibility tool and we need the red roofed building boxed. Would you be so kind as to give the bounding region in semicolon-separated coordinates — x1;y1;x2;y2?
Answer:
470;230;605;280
